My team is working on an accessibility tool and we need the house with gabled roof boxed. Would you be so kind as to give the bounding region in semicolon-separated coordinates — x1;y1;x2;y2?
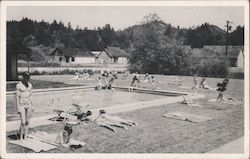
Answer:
49;47;96;64
48;48;65;63
96;47;129;64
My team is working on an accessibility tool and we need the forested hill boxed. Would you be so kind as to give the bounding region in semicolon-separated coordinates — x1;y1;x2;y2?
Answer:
7;17;244;57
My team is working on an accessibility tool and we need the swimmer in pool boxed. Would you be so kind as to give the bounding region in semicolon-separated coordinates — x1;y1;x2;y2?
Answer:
16;72;33;140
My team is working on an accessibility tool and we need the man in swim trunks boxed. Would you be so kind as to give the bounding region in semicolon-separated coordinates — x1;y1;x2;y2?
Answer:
16;72;33;140
216;78;229;101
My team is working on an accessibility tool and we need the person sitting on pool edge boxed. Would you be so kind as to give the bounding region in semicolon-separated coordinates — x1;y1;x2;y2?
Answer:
143;73;150;83
129;73;140;92
95;77;102;90
107;77;114;90
151;76;157;90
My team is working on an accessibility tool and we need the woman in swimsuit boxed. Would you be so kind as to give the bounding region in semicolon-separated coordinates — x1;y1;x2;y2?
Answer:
16;72;33;140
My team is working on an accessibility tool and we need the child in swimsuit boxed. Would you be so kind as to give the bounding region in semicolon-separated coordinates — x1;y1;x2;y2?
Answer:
30;124;73;148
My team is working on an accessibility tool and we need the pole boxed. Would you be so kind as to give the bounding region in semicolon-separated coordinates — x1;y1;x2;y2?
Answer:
225;21;233;57
27;53;30;73
224;20;232;77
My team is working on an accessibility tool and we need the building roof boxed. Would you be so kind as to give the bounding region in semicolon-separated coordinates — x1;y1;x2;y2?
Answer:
50;47;94;57
91;51;102;57
64;48;94;57
104;47;129;58
50;48;64;56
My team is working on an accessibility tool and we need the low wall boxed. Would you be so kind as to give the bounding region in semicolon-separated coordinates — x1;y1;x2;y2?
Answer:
18;66;129;74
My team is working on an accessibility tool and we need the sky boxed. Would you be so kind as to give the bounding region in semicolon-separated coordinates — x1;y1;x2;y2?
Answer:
7;6;244;31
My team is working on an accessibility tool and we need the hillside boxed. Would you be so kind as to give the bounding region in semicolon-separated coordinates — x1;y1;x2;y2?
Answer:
184;23;226;48
7;17;244;62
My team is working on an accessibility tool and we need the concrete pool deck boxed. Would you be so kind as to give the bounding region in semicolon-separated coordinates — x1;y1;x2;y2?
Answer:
207;137;244;153
6;85;96;96
6;86;205;132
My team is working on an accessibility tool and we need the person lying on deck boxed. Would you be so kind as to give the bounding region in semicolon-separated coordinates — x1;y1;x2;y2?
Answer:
29;124;73;148
83;110;138;132
99;110;138;126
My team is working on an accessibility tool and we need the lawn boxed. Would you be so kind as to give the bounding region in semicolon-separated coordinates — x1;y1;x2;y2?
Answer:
6;74;244;153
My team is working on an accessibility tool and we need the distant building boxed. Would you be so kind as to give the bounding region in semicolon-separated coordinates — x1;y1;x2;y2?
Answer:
49;48;95;64
203;45;244;69
187;45;244;71
91;51;102;63
96;47;129;64
48;48;66;63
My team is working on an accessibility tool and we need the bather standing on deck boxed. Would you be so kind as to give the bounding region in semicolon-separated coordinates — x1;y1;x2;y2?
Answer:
16;72;33;140
192;74;198;95
216;78;229;101
129;74;140;91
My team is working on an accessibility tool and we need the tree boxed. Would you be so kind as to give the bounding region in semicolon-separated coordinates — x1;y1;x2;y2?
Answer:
229;26;244;45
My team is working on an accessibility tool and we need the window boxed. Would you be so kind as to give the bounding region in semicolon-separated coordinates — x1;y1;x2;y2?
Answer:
59;57;63;62
72;57;75;62
229;58;237;67
65;57;69;63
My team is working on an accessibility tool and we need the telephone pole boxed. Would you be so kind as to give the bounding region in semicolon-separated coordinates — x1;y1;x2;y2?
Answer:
225;21;233;57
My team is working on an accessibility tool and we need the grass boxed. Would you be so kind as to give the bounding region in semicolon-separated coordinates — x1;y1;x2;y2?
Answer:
6;74;244;153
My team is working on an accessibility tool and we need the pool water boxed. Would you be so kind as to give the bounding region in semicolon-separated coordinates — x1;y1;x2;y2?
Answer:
6;89;167;121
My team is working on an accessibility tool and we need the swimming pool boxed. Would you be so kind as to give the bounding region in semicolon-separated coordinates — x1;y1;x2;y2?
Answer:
7;88;172;121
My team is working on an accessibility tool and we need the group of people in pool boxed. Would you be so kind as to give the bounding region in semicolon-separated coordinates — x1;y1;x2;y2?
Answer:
129;72;157;91
73;70;94;80
95;71;118;90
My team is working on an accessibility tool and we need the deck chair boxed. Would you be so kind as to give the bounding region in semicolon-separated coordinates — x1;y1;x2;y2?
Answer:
49;98;68;121
49;109;66;122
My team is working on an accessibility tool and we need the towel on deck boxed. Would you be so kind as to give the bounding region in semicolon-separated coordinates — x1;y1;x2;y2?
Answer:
8;138;57;153
8;133;86;152
28;132;86;147
162;112;212;123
